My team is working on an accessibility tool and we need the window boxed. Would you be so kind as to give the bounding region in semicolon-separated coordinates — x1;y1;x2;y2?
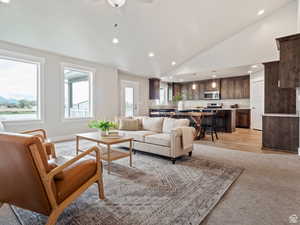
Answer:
63;65;94;119
0;55;41;121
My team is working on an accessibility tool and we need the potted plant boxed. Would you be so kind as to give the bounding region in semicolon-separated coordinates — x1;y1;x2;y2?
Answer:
172;95;184;110
88;120;117;136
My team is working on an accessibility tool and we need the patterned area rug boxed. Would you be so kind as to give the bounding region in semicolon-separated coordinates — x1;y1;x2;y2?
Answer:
12;141;243;225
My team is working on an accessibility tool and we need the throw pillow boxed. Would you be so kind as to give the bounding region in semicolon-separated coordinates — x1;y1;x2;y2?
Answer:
142;117;164;133
119;119;140;131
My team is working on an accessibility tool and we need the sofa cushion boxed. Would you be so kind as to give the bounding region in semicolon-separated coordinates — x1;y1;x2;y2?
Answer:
142;117;164;133
145;133;171;147
119;119;139;131
118;130;157;142
162;118;190;134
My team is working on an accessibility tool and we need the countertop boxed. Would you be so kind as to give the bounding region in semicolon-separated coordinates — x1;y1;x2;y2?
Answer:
263;113;300;118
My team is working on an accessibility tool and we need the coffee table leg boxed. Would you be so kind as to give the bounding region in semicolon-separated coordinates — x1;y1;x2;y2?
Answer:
107;144;111;174
129;140;132;167
76;136;79;155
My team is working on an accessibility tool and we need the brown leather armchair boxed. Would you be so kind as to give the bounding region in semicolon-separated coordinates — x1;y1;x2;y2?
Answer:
0;132;105;225
21;128;57;159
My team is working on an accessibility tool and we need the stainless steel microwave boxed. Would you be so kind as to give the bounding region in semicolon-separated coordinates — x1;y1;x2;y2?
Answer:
204;91;220;100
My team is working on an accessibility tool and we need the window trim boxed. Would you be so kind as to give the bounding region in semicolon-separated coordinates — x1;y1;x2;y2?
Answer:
61;63;95;122
0;49;45;124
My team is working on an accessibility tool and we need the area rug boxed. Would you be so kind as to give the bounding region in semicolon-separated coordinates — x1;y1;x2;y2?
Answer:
12;142;243;225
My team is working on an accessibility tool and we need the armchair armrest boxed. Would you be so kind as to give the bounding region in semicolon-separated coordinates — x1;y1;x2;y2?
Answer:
22;129;47;141
47;146;101;180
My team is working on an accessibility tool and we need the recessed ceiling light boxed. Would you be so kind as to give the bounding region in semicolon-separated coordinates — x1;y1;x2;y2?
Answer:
257;9;265;16
0;0;10;3
112;38;119;44
212;75;217;78
171;61;176;66
148;52;155;58
251;65;258;68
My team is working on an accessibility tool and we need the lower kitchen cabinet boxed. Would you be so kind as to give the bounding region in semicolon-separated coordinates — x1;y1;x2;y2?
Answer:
236;109;251;128
262;116;299;153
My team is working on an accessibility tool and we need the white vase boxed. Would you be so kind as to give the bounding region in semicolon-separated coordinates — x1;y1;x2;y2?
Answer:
99;130;109;137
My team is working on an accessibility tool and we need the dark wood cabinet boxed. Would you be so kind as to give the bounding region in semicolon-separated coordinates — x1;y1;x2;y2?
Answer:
264;61;296;114
220;76;249;99
236;109;251;128
204;79;220;92
198;81;205;99
263;116;299;153
277;34;300;88
173;83;182;97
149;78;160;100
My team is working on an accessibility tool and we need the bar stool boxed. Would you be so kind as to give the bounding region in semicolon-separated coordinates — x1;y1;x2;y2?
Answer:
201;112;219;142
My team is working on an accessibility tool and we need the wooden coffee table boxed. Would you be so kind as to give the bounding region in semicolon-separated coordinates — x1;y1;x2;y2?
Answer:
76;132;133;174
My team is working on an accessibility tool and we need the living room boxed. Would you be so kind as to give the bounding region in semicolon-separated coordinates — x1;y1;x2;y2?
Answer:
0;0;300;225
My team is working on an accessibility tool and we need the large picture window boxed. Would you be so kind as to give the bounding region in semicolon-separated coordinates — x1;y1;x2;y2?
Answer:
63;65;94;119
0;56;41;121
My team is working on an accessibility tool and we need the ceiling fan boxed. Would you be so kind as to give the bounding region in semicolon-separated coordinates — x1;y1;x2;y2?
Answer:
93;0;154;8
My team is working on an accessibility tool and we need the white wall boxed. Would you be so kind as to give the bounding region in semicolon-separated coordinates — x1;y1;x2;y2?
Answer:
117;71;149;116
172;1;297;75
0;41;119;139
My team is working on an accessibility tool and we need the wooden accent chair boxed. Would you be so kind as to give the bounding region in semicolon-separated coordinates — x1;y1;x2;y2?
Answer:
0;132;105;225
21;128;57;159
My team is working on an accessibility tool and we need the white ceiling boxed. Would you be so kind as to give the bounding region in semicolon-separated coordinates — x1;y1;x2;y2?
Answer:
0;0;293;76
162;64;264;83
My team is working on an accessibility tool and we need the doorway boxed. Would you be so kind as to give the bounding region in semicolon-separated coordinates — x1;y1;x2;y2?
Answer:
251;80;264;130
120;80;139;117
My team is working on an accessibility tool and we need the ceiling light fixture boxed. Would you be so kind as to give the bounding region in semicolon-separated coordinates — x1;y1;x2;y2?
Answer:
251;65;258;68
107;0;126;8
257;9;265;16
171;61;176;66
192;83;196;90
112;38;119;44
148;52;155;58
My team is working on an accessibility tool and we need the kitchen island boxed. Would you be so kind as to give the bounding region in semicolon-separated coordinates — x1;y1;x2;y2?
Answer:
149;108;237;133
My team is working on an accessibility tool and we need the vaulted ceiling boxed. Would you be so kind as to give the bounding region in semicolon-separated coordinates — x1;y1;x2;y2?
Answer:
0;0;294;76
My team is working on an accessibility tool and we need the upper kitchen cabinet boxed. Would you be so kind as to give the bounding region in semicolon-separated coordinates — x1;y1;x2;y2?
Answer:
204;79;220;92
173;83;182;97
149;78;160;100
198;81;205;99
277;33;300;88
220;76;249;99
264;61;296;114
220;77;235;99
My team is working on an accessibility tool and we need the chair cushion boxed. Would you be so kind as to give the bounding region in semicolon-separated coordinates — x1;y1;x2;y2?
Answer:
118;130;157;142
145;133;171;147
119;119;140;131
162;118;190;134
142;117;164;133
55;159;97;204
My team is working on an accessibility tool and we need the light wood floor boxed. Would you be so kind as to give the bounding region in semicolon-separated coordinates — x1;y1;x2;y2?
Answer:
195;128;292;154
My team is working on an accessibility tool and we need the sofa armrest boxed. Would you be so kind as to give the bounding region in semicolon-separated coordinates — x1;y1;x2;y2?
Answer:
170;127;196;137
169;127;196;158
